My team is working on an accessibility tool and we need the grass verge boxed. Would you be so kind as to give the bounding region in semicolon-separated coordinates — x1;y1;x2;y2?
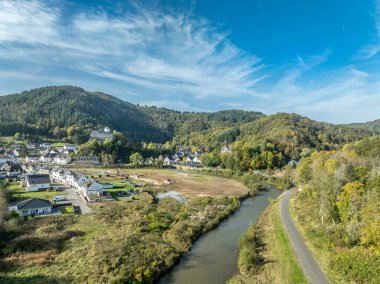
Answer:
228;198;306;284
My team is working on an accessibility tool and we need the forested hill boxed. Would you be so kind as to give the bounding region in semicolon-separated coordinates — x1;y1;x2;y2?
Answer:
0;86;169;141
345;119;380;134
174;112;372;160
0;86;265;142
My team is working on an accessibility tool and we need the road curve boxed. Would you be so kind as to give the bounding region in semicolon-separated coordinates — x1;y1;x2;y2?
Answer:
279;189;330;284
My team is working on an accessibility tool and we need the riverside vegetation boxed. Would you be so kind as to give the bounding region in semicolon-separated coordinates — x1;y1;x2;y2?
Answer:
228;200;306;284
292;136;380;283
0;183;240;284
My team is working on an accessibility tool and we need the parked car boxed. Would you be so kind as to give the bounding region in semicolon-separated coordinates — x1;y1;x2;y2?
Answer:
54;195;66;202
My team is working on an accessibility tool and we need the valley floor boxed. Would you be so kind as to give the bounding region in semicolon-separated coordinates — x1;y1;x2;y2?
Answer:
0;171;244;283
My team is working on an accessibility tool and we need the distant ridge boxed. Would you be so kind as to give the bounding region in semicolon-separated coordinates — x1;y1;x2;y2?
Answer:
0;86;265;142
344;119;380;134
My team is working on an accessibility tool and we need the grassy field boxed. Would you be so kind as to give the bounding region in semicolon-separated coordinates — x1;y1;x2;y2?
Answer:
6;182;64;202
75;168;248;196
0;136;22;144
229;198;306;284
50;142;65;148
0;192;241;283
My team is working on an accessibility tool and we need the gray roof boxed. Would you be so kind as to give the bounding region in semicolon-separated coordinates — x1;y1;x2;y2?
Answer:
17;198;52;210
27;174;51;185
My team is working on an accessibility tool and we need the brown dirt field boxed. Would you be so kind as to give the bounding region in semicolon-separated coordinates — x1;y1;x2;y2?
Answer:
75;168;248;196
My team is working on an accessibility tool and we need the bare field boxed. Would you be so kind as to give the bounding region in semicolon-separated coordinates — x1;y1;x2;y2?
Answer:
74;168;248;196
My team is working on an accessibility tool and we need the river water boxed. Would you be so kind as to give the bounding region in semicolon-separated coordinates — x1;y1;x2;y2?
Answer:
158;187;281;284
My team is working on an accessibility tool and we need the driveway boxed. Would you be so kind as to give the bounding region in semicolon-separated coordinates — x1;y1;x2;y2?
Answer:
279;189;330;284
52;182;92;214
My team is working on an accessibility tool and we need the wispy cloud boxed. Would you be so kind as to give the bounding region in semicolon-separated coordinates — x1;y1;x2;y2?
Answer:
0;0;264;101
0;0;379;123
357;0;380;59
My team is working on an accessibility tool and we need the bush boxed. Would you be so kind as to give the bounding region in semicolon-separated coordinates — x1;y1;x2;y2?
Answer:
238;224;257;275
330;248;380;284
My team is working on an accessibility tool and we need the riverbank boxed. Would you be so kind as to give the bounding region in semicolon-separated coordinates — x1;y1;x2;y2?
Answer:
159;188;280;284
228;195;306;284
0;191;242;283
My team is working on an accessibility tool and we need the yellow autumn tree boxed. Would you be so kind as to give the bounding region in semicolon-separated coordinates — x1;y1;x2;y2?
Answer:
336;181;365;224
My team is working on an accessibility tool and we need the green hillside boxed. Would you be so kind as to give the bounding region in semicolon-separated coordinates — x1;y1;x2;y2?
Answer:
0;86;168;141
0;86;265;142
345;119;380;134
0;86;371;153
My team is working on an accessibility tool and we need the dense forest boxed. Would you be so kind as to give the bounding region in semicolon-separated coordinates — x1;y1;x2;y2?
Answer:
0;86;373;169
294;136;380;283
0;86;264;143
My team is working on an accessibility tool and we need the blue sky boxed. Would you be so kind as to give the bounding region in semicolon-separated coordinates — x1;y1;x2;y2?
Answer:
0;0;380;123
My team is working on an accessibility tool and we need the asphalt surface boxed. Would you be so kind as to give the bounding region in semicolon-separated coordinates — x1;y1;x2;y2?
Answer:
52;182;92;214
279;189;330;284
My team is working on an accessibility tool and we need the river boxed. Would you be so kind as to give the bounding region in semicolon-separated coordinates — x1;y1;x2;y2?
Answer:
158;187;281;284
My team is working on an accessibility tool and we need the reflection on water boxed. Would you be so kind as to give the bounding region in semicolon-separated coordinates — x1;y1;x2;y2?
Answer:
159;188;281;284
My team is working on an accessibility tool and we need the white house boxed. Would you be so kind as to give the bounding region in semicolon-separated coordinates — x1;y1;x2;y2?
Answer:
0;153;16;164
8;198;52;217
63;144;76;152
221;145;232;155
26;174;51;192
40;154;56;163
81;179;104;197
163;156;175;166
39;142;51;149
26;143;38;150
193;157;201;164
53;154;72;165
72;156;100;166
70;172;88;189
90;126;113;141
26;155;41;164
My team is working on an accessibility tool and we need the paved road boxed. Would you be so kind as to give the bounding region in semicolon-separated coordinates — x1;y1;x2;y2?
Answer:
279;189;330;284
52;182;92;214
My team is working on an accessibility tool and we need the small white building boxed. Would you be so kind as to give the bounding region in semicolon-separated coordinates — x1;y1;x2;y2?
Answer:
40;154;56;164
163;156;175;166
39;143;51;149
26;174;51;192
53;154;72;165
90;126;113;141
8;198;52;217
26;155;40;164
26;143;38;150
221;145;232;155
63;144;76;152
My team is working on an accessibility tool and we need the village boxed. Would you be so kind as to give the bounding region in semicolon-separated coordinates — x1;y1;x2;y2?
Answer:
0;130;209;219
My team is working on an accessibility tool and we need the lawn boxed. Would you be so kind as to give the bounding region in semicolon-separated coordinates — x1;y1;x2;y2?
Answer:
50;142;65;148
0;136;21;144
6;182;65;202
60;206;75;214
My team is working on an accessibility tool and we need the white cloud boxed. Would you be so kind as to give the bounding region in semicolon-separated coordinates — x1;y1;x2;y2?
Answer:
0;0;379;123
0;0;264;101
356;0;380;59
